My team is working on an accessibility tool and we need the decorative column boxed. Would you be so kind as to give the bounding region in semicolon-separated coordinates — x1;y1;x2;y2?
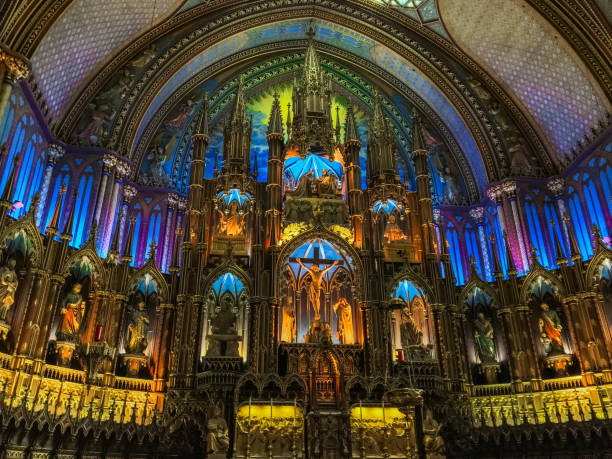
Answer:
469;206;491;280
93;154;116;226
118;184;137;256
162;193;179;271
101;159;130;255
547;178;570;255
36;144;64;228
0;44;29;124
502;181;529;272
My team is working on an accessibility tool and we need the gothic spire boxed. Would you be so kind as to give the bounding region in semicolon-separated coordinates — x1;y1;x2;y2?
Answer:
302;26;324;90
344;103;360;144
489;233;503;277
286;102;292;137
60;191;78;241
370;91;391;138
267;92;284;138
411;108;427;153
195;92;209;137
550;219;567;265
230;75;247;127
502;231;518;275
563;214;582;261
46;184;66;235
122;217;136;264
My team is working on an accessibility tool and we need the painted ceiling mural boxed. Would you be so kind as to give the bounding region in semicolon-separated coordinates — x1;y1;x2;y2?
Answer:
112;19;486;192
138;74;469;207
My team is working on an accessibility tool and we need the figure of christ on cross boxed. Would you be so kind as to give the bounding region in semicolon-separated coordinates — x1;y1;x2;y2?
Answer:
290;247;341;322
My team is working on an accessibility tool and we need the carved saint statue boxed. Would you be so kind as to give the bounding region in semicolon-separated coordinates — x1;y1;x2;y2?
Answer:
281;296;296;343
58;283;86;340
384;214;406;243
126;300;150;354
217;202;245;237
316;169;339;195
538;302;563;355
473;312;496;363
423;409;446;459
400;308;423;347
207;296;240;357
0;259;18;322
297;259;340;321
334;298;354;344
206;402;229;454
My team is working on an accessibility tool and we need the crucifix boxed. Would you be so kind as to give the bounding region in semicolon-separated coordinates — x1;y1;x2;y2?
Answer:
289;247;340;321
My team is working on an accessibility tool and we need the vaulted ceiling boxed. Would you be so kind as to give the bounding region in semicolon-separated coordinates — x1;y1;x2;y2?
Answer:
1;0;610;199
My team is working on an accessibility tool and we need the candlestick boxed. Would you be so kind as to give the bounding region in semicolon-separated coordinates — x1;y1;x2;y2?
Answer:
293;397;297;424
249;395;252;419
270;397;273;419
359;399;363;421
382;399;386;425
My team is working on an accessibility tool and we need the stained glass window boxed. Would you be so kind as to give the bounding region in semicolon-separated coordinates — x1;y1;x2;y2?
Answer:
70;166;94;249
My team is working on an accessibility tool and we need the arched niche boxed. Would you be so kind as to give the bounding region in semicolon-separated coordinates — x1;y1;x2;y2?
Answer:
463;286;509;384
597;258;612;331
120;273;162;378
388;279;435;361
0;227;39;341
201;271;250;362
525;275;577;377
212;189;253;256
279;238;361;346
48;254;98;367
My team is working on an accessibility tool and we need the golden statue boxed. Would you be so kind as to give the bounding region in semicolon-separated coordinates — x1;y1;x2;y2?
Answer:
281;296;296;343
58;283;86;341
334;298;354;344
0;258;18;322
217;201;245;237
297;258;340;321
126;300;150;354
384;214;406;242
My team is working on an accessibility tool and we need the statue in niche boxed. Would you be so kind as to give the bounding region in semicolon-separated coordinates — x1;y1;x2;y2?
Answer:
58;283;87;341
142;145;169;187
281;296;296;343
206;402;229;455
538;302;564;356
125;295;150;355
0;259;18;322
217;201;245;237
400;307;423;347
384;214;406;243
473;312;496;363
334;298;354;344
297;258;340;321
423;409;446;459
207;295;240;357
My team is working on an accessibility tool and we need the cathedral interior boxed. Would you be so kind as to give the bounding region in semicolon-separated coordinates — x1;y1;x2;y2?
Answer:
0;1;611;457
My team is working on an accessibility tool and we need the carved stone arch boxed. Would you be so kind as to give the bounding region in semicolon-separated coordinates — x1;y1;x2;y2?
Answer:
459;277;499;310
585;244;612;290
235;373;262;399
344;375;368;400
520;267;565;304
386;268;434;303
283;373;308;396
60;246;107;288
0;217;44;267
127;260;170;303
275;225;364;300
201;261;252;298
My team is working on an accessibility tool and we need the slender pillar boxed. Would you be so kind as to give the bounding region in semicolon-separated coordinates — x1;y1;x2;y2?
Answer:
0;44;29;126
547;178;571;256
469;206;491;280
101;160;130;255
163;193;179;271
503;181;529;272
37;144;64;228
94;154;116;226
118;184;137;257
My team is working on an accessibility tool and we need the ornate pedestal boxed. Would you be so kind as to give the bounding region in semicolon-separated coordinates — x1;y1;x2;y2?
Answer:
78;342;116;384
55;341;76;367
544;354;572;376
479;362;501;384
206;334;241;357
123;353;148;377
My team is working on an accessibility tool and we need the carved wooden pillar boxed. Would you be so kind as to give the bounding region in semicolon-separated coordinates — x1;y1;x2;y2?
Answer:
34;274;64;361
